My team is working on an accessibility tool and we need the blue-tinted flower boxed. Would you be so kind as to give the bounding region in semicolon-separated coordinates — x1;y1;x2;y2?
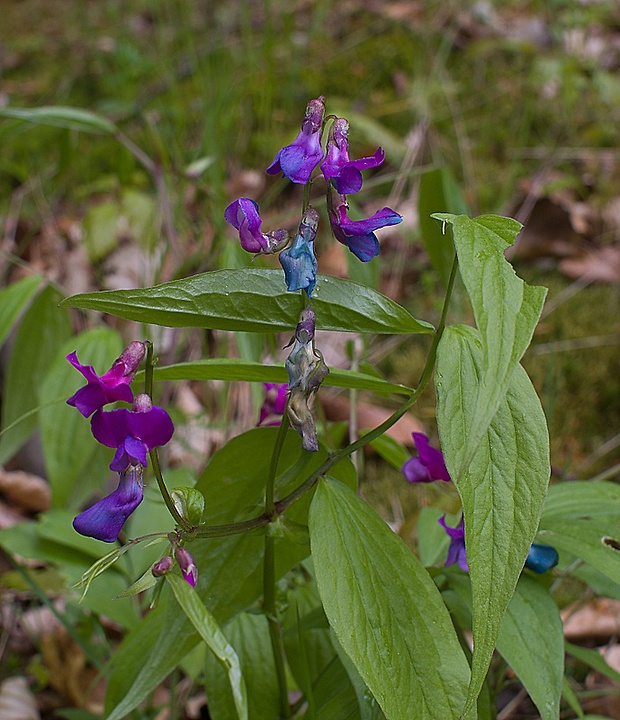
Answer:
91;393;174;472
402;432;451;483
328;192;402;262
525;543;559;574
175;546;198;588
73;466;144;542
66;341;146;417
279;207;319;296
267;97;326;184
258;383;288;426
321;118;385;195
224;198;289;254
439;515;468;572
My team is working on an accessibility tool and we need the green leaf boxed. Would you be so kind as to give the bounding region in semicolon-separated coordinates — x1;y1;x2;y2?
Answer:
83;201;120;262
496;576;563;720
166;573;248;720
0;275;42;348
0;106;117;134
204;613;279;720
138;358;412;396
433;214;547;478
366;433;411;471
539;481;620;584
0;286;72;464
38;327;123;508
61;269;433;335
419;168;467;286
436;325;550;715
310;477;470;720
566;641;620;686
171;487;205;525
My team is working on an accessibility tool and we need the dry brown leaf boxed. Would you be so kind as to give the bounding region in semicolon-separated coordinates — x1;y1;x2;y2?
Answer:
0;499;27;529
0;677;40;720
559;245;620;283
563;598;620;641
0;469;51;513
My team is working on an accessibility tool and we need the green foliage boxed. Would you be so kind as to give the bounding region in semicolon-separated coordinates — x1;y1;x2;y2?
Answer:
310;477;470;720
62;269;433;335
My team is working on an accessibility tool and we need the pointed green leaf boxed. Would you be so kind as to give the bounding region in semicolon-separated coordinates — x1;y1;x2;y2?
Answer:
0;275;42;348
166;573;248;720
436;325;549;715
310;477;470;720
433;214;547;478
138;358;412;396
204;613;279;720
0;286;72;464
61;269;433;335
496;576;563;720
0;106;117;134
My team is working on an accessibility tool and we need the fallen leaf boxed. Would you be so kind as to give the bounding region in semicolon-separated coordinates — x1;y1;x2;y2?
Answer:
0;677;40;720
0;469;51;513
563;598;620;641
559;245;620;283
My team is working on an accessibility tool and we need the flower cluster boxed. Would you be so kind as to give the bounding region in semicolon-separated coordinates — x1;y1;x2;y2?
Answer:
225;96;403;295
66;342;174;543
403;433;558;574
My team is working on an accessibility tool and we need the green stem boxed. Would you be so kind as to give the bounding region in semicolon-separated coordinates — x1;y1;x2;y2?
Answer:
264;534;290;718
144;340;154;397
150;448;191;531
266;412;291;515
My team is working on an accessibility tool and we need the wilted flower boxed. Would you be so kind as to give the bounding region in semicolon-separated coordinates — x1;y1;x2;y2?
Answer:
279;207;319;296
439;515;468;572
224;198;289;255
91;393;174;472
73;466;144;542
267;97;326;184
402;432;451;484
524;543;559;574
175;546;198;588
258;383;288;426
285;307;328;452
321;118;385;195
327;192;402;262
66;341;146;417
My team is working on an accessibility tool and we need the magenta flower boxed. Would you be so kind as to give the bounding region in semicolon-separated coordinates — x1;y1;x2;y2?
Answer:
328;193;402;262
258;383;288;426
402;432;451;484
91;393;174;472
66;341;146;417
224;198;289;255
73;466;144;542
175;547;198;588
439;515;468;572
321;118;385;195
266;97;326;184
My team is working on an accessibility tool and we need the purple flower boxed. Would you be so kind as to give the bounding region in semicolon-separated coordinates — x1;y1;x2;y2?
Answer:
73;466;144;542
258;383;288;426
175;547;198;588
402;432;451;483
439;515;468;572
328;193;402;262
279;207;319;296
321;118;385;195
66;341;146;417
224;198;289;255
91;393;174;472
152;556;174;577
266;97;326;184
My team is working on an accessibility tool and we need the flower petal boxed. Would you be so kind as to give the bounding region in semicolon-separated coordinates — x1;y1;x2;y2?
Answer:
91;408;131;448
73;468;144;542
402;456;432;483
224;198;269;253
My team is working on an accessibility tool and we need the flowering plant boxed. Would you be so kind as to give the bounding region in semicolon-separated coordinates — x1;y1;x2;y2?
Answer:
4;96;618;720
